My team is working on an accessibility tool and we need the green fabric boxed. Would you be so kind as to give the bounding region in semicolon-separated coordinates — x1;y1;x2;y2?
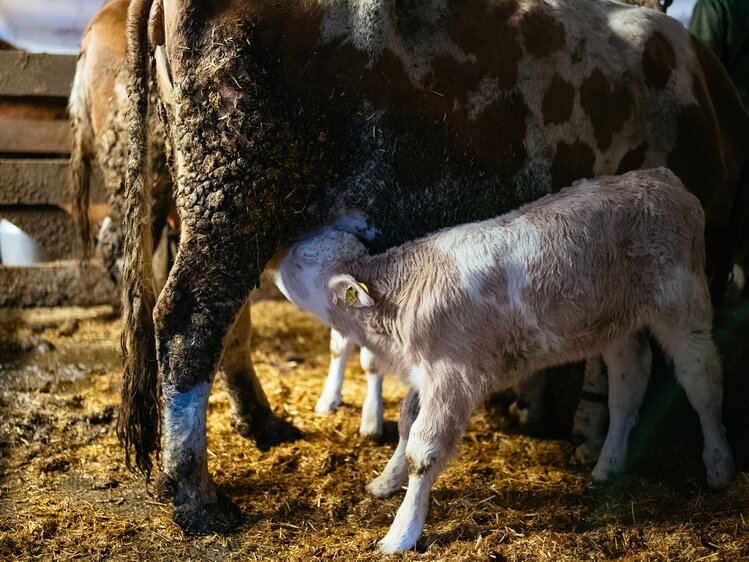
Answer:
689;0;749;109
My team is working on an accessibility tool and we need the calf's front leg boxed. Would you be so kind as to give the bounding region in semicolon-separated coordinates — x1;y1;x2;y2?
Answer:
378;371;473;553
368;388;418;497
316;329;355;414
359;347;385;437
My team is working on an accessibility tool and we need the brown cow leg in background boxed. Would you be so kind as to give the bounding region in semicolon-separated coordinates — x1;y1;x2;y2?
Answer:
221;302;302;450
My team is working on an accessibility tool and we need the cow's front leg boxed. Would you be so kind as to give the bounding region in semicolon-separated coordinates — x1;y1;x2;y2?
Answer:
221;301;301;450
154;236;252;533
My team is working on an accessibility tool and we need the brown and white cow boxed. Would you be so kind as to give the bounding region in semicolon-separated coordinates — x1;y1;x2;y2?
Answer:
122;0;749;532
272;167;732;552
68;0;300;456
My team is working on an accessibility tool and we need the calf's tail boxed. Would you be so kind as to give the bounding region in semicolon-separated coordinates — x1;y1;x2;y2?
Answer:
117;0;160;477
68;53;93;259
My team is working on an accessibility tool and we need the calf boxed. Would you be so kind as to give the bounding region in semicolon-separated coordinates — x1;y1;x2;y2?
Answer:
272;168;734;553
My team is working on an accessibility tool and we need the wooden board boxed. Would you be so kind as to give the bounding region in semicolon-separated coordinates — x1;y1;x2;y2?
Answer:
0;260;117;307
0;159;106;205
0;117;72;154
0;51;76;97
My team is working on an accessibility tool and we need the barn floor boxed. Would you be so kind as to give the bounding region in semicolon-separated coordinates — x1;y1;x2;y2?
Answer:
1;296;748;561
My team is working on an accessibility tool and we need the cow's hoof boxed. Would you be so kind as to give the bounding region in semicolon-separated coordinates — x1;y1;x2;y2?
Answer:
251;413;302;452
573;441;602;465
173;494;242;534
152;471;178;502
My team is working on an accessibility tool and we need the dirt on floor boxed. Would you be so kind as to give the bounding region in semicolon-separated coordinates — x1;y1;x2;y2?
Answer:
0;296;748;561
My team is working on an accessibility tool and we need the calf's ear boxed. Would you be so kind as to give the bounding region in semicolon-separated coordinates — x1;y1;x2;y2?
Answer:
329;274;374;308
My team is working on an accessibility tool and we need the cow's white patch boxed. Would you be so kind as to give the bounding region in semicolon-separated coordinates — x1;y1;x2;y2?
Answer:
333;209;377;240
161;382;212;474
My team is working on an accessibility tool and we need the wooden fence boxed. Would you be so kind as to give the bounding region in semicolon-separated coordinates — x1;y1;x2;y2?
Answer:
0;50;116;307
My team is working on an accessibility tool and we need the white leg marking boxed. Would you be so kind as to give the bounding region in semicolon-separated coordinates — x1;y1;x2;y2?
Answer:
378;378;472;553
162;381;216;503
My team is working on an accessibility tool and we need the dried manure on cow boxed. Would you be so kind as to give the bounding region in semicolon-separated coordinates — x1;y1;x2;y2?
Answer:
119;0;749;537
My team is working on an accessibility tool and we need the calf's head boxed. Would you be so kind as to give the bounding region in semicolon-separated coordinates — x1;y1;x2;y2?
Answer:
273;231;373;324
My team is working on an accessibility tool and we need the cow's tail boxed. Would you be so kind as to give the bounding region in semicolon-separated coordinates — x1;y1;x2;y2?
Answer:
712;158;749;305
69;52;93;259
118;0;160;478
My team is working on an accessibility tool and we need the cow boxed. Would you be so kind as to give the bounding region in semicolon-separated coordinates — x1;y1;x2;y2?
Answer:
68;0;300;455
122;0;749;533
313;0;676;447
271;167;734;552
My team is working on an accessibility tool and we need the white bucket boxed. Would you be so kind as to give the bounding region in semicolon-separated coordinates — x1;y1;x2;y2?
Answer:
0;219;49;265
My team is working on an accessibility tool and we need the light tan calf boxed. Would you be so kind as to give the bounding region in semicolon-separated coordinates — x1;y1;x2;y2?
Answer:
273;168;734;553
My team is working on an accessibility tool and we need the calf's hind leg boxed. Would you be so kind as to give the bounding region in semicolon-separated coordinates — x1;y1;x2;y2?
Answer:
155;236;254;533
650;322;735;488
221;301;301;450
592;333;651;482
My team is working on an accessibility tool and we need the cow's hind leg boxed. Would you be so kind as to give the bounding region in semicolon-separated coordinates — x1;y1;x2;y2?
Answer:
155;237;253;533
359;347;385;438
650;322;735;488
592;333;651;482
316;329;355;414
221;302;301;450
573;357;609;464
368;388;418;498
509;370;546;426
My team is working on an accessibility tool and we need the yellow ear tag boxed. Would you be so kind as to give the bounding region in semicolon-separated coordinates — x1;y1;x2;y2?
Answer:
344;282;369;307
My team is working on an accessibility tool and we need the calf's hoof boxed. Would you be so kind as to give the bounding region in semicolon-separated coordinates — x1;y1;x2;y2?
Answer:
705;451;736;490
573;441;603;466
173;494;242;534
359;419;384;440
315;395;342;414
367;472;405;498
378;523;421;554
